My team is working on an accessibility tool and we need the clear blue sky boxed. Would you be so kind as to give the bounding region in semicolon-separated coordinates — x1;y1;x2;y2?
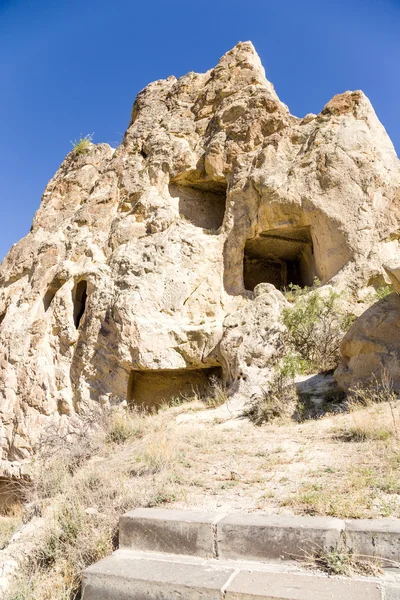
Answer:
1;0;399;261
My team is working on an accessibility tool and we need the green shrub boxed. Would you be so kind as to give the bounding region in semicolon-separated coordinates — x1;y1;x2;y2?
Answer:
283;278;321;303
282;284;354;372
246;283;355;425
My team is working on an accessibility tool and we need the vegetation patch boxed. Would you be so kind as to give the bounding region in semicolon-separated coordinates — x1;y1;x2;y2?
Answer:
282;280;354;372
305;547;383;577
70;133;93;156
3;363;400;599
0;507;23;550
334;373;400;442
246;281;354;425
4;408;184;600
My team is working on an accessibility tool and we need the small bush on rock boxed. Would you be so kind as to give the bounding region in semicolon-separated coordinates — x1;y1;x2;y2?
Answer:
70;133;93;155
247;282;355;425
282;283;354;372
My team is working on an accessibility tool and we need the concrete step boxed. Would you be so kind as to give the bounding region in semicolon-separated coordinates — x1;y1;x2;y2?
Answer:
119;508;400;564
82;549;396;600
119;508;220;557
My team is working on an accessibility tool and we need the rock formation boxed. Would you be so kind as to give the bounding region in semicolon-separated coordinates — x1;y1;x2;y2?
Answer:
336;262;400;392
1;42;400;475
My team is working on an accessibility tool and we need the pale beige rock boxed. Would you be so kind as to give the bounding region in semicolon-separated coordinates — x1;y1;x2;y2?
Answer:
335;293;400;391
1;41;400;470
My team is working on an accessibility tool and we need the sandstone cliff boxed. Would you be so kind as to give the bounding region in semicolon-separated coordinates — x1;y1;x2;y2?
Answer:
1;42;400;474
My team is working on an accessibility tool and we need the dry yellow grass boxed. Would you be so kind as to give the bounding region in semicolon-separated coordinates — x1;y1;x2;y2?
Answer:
3;395;400;599
0;506;23;550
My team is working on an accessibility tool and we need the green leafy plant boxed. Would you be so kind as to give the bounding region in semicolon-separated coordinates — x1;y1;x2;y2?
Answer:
282;284;354;372
283;277;321;303
246;282;355;425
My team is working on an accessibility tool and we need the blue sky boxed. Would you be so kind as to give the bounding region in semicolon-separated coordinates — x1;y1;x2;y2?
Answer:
1;0;399;261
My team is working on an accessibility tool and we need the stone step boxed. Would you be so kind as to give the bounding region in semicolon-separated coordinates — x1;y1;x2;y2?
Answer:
82;549;395;600
119;508;220;557
119;508;400;564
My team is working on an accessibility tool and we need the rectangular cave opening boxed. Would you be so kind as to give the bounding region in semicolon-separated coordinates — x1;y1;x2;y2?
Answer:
169;181;227;230
127;366;223;410
243;226;315;292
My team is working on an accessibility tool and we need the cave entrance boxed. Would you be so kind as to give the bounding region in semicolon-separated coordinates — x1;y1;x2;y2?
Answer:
127;366;223;410
169;181;227;230
43;278;65;313
243;226;315;291
73;280;88;329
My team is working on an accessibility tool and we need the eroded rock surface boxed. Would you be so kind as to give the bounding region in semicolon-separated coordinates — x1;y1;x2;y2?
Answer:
336;293;400;392
1;42;400;471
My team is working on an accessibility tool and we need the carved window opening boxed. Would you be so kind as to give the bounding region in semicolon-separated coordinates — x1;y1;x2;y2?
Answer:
127;366;223;410
43;279;64;312
169;181;227;230
243;226;315;292
73;280;88;329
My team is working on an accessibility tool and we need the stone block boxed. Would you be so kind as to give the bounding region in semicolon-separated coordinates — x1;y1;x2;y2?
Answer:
82;551;234;600
384;584;400;600
345;519;400;564
217;513;345;561
225;569;382;600
119;508;224;557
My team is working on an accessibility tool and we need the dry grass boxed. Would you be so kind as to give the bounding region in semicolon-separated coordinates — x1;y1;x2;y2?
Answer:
4;389;400;598
335;417;393;442
282;401;400;518
304;546;383;577
4;408;184;600
159;377;229;412
0;506;23;550
333;374;399;443
70;133;93;156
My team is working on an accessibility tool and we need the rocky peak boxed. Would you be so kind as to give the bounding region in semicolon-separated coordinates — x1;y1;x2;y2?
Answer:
0;42;399;479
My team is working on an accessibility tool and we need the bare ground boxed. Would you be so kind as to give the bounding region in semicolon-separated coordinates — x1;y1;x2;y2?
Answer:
165;399;400;518
1;396;400;598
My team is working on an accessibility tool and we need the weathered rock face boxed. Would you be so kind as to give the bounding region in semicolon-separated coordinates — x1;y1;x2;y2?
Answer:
336;263;400;392
335;292;400;392
1;42;400;471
